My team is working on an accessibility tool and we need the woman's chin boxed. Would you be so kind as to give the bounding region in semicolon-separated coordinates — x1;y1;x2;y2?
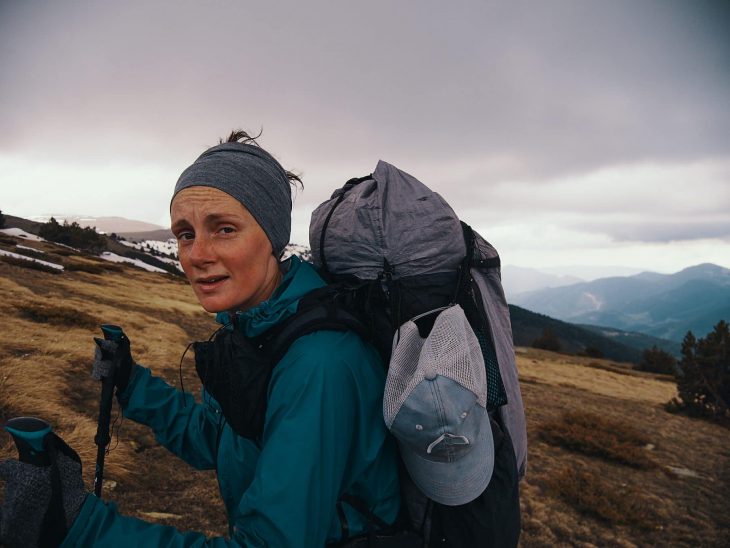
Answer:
195;296;227;314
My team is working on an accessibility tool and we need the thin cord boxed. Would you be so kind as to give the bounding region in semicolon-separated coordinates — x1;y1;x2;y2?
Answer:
105;407;124;455
178;323;231;408
178;342;194;408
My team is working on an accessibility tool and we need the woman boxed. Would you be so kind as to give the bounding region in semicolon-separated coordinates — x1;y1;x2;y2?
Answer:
0;131;401;547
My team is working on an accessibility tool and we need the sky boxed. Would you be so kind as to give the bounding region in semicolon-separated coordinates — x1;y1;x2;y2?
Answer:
1;0;729;278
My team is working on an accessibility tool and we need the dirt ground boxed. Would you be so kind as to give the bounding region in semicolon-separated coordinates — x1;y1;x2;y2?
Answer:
1;240;729;546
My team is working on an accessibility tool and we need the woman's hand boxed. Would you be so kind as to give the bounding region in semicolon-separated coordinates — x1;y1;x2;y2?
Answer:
92;333;136;393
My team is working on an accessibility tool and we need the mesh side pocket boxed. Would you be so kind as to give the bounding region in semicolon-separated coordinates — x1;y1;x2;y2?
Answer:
458;292;508;410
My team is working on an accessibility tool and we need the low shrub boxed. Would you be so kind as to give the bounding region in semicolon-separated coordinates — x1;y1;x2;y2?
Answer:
49;248;75;257
0;233;17;245
64;261;105;274
580;346;604;359
532;327;562;352
540;410;655;469
1;255;62;275
12;247;48;261
15;303;98;329
63;258;124;274
545;466;657;528
101;262;125;273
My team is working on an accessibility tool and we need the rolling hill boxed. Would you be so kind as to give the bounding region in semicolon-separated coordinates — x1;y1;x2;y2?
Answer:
507;305;680;363
0;214;686;360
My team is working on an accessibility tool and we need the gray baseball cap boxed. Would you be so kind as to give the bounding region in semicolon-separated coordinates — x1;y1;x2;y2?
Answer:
383;305;494;506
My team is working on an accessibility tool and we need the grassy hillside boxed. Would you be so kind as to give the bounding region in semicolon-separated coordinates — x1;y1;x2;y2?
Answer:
509;304;644;363
1;234;728;546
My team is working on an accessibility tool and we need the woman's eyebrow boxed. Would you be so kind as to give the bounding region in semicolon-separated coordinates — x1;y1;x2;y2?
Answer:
172;213;240;232
204;213;237;223
171;219;191;233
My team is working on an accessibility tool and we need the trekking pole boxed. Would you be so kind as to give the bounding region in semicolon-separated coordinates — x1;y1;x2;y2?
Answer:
4;417;68;545
93;323;124;498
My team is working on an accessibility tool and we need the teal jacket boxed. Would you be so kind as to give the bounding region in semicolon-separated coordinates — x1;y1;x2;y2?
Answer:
62;257;400;547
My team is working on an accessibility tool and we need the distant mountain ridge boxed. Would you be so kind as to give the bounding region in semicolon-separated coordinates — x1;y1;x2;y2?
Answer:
501;265;583;297
32;215;165;234
511;263;730;342
118;229;175;242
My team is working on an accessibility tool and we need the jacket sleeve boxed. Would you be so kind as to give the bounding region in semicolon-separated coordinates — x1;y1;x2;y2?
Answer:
117;365;223;470
61;496;236;548
61;333;374;547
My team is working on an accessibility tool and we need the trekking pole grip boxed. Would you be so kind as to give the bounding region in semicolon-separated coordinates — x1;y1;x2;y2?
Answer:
4;416;53;466
93;324;125;498
4;417;69;545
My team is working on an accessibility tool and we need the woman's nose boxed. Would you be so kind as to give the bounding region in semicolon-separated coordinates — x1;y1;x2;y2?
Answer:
188;234;216;265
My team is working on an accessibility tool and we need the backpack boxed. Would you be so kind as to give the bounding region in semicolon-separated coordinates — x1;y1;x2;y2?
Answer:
308;160;525;546
309;161;527;481
194;160;526;546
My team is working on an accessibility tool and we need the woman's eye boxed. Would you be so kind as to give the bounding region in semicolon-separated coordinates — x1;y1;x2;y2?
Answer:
176;231;194;241
219;226;236;235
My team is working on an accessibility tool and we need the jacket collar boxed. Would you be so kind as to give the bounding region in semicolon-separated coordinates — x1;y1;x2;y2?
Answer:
215;256;325;338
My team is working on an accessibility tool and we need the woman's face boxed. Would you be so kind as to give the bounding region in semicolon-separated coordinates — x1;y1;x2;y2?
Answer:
171;186;282;313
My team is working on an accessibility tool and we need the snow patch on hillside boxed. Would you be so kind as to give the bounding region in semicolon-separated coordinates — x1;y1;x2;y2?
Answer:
0;249;64;270
0;228;43;241
17;244;45;254
282;243;311;263
100;252;169;273
118;239;182;272
120;238;178;256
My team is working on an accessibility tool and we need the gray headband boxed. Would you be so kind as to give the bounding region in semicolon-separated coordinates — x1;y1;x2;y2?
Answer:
172;142;292;257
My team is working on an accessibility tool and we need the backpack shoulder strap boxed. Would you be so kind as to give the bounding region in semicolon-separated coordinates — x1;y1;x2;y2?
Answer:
257;286;370;365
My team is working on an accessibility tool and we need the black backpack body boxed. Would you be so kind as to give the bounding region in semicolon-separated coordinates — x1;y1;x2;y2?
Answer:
194;278;520;547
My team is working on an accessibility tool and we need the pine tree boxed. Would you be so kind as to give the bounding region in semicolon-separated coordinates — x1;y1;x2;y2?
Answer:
638;345;677;375
38;218;106;253
532;327;562;353
675;321;729;418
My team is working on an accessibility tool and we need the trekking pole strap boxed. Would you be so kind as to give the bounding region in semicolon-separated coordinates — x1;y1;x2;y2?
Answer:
93;374;115;497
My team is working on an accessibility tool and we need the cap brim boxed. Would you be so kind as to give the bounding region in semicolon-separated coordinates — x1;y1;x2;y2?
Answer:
399;406;494;506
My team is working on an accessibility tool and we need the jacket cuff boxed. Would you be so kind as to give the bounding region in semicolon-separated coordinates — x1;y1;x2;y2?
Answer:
59;494;115;548
115;363;145;407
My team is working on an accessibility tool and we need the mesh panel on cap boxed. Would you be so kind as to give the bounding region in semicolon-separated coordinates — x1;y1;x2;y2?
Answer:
383;305;487;428
383;321;424;428
424;305;487;407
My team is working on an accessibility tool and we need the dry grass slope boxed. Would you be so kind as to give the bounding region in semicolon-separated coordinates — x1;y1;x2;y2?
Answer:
0;235;226;533
0;234;728;545
541;410;656;469
544;466;657;529
517;348;729;547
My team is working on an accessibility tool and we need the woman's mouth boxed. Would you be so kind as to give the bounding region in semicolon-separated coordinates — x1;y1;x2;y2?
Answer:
196;275;229;292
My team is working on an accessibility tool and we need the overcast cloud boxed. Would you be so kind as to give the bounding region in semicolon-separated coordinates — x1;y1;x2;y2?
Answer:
1;0;728;275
